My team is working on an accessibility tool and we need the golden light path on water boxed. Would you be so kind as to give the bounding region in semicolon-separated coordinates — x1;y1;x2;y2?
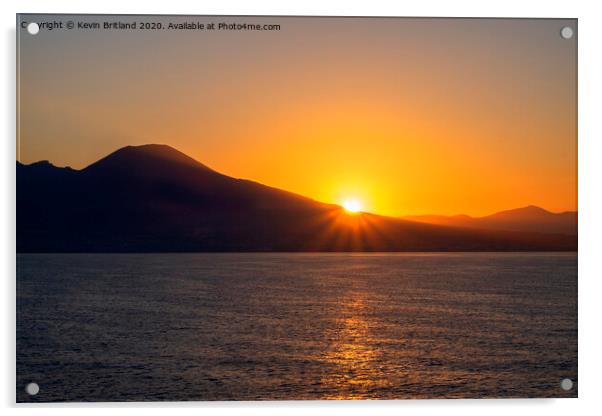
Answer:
320;279;396;399
322;298;377;398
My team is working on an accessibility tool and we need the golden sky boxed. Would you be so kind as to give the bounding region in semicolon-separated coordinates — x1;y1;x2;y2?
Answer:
18;16;577;216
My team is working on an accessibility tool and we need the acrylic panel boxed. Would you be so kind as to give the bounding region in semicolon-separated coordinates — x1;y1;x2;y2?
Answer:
16;15;577;402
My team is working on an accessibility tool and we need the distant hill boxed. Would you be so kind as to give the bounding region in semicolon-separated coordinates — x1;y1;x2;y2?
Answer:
17;144;576;252
403;205;577;236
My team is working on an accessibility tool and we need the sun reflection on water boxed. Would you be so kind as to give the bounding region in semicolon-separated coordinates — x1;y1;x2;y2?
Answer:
321;293;393;399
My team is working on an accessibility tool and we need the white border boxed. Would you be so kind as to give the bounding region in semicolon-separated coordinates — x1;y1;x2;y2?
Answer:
3;1;602;415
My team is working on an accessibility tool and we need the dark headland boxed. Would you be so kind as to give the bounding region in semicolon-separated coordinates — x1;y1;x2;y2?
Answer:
17;144;577;252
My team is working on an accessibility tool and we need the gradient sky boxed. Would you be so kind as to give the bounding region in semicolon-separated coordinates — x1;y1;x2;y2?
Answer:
17;16;577;216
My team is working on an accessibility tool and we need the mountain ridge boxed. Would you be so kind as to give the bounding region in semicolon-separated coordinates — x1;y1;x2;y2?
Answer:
17;144;577;252
403;205;577;236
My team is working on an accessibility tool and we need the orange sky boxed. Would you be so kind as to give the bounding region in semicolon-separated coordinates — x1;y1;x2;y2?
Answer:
18;16;577;216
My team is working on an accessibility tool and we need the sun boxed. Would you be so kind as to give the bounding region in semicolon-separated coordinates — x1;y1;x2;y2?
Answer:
342;198;362;213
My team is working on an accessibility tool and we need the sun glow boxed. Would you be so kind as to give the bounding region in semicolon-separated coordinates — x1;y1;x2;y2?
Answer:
342;199;362;213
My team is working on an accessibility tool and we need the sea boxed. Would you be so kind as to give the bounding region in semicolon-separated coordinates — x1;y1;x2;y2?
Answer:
16;252;577;401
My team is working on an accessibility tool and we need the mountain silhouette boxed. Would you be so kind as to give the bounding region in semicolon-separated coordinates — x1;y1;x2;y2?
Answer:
403;205;577;236
17;144;576;252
